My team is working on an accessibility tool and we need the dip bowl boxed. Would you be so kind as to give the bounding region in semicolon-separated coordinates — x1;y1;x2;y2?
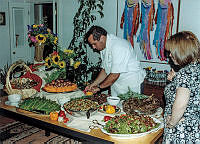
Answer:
107;96;120;106
8;94;22;103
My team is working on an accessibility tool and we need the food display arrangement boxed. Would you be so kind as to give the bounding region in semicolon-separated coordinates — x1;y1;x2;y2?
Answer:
98;104;121;114
4;75;163;138
101;114;163;139
86;93;109;105
123;95;160;115
18;97;60;115
63;98;99;118
10;78;39;89
43;79;77;93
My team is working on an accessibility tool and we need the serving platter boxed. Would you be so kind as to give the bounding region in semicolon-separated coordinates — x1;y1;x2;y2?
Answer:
42;88;78;94
100;117;164;139
63;98;99;118
16;108;50;117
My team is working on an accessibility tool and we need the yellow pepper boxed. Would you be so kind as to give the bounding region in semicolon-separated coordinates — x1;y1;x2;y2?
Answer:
85;91;93;96
50;111;59;121
105;105;116;114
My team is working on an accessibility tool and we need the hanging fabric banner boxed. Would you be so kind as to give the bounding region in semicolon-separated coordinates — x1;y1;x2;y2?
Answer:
153;0;174;61
137;0;155;60
120;0;140;48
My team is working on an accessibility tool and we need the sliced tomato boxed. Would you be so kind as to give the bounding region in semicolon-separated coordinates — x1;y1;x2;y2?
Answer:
104;116;112;122
59;110;66;117
63;117;69;123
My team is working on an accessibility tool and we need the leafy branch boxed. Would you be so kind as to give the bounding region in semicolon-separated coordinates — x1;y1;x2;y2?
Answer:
68;0;104;89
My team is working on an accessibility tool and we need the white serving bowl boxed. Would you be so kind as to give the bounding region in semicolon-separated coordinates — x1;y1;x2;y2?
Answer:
57;97;70;106
8;94;22;103
107;96;120;106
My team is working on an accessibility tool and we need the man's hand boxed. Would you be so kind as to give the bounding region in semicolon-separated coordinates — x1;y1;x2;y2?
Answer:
84;83;100;94
85;83;97;92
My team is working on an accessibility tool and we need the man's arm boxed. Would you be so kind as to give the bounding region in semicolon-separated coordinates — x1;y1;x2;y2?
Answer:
99;73;120;89
90;73;120;93
85;69;107;91
93;69;107;86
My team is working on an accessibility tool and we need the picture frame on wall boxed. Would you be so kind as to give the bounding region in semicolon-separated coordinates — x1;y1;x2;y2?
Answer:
0;12;6;25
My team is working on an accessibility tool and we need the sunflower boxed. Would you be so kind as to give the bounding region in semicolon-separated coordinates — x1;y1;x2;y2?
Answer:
44;57;52;68
35;34;46;43
64;49;74;54
58;61;66;69
74;61;81;69
54;37;58;44
47;28;51;33
52;54;60;65
33;24;38;28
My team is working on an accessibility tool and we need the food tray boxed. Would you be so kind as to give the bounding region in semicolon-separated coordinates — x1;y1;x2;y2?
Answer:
16;108;50;117
100;117;164;139
63;98;99;118
42;88;78;94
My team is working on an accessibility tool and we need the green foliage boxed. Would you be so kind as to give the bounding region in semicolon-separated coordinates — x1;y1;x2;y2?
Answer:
68;0;104;89
0;63;9;85
44;68;66;84
118;87;148;100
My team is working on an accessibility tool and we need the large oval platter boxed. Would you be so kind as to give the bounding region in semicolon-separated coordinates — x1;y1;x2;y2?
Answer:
100;115;164;139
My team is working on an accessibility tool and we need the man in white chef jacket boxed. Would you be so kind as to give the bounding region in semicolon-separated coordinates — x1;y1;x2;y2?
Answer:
85;25;146;97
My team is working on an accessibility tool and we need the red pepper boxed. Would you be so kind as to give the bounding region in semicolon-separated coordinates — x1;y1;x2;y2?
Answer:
63;117;69;123
104;116;112;122
59;110;66;117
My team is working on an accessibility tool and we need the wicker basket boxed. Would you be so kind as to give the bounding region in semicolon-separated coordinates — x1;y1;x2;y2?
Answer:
5;61;37;99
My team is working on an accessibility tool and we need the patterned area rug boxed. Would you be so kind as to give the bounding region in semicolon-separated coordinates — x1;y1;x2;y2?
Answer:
0;121;82;144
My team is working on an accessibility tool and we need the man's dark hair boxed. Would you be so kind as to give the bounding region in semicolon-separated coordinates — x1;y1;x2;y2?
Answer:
84;25;107;43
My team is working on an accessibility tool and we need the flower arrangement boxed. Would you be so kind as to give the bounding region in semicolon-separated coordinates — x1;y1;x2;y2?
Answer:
27;24;58;47
43;47;81;83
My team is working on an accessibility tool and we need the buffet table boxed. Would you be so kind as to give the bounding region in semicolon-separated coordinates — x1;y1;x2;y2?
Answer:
0;95;163;144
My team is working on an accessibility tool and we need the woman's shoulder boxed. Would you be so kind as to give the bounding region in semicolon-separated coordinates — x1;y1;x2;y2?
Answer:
178;62;200;76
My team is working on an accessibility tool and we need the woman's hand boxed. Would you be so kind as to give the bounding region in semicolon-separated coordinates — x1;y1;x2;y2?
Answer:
166;115;185;128
167;68;176;81
166;115;175;128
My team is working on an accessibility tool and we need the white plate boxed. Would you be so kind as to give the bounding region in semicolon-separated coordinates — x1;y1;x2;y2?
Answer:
98;103;121;115
5;101;19;107
100;117;164;139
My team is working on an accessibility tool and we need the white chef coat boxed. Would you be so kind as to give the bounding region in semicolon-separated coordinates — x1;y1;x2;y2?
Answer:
100;34;146;97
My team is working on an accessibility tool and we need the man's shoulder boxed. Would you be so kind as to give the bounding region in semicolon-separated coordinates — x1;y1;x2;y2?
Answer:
107;34;130;47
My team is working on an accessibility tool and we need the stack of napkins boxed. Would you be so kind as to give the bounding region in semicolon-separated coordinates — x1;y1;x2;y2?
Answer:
65;112;105;132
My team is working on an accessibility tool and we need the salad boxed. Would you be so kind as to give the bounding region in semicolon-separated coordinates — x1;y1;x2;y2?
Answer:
103;114;160;134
